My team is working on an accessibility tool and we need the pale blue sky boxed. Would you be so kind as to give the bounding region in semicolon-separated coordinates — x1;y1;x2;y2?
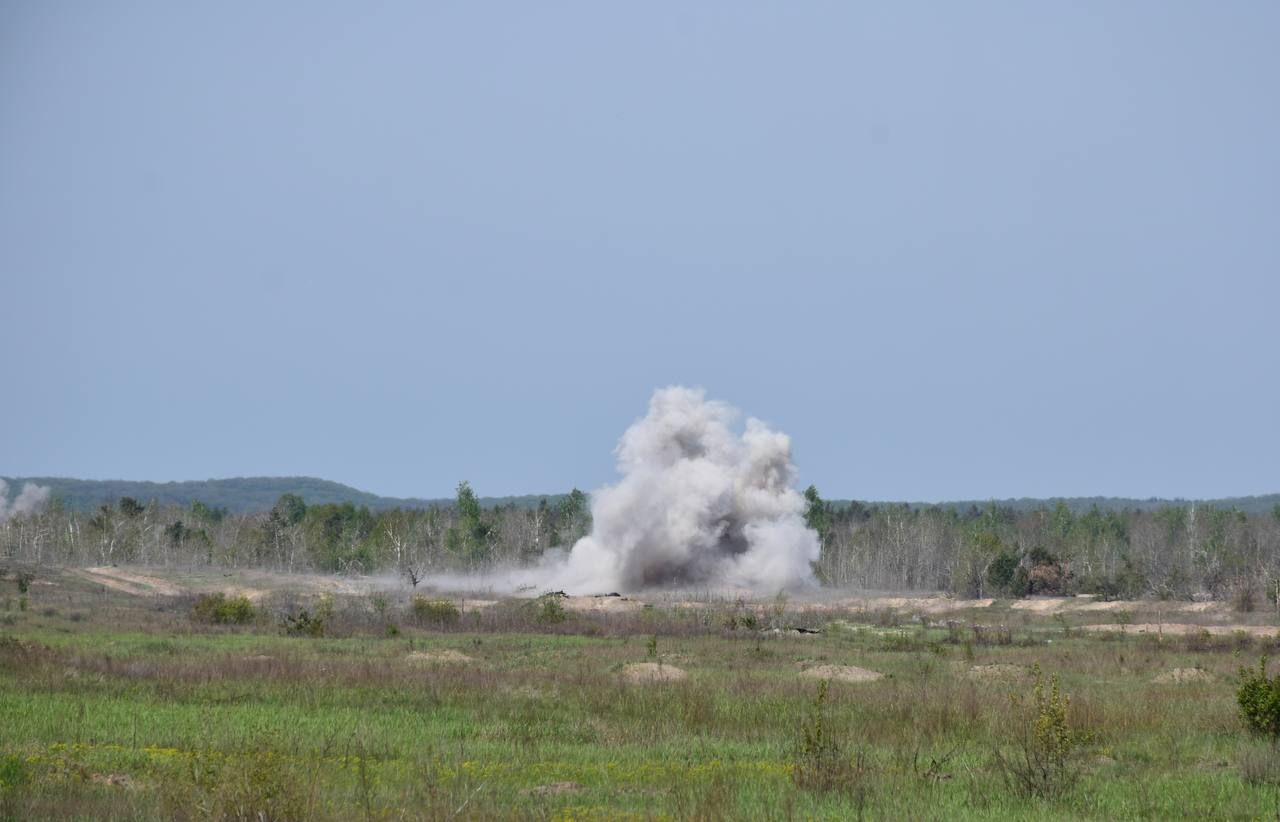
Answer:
2;2;1277;501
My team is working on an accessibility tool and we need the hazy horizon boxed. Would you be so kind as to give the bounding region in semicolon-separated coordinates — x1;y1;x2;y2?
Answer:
4;471;1276;508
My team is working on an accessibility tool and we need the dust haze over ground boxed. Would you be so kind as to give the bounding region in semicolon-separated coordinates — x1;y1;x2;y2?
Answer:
0;479;50;521
431;387;822;595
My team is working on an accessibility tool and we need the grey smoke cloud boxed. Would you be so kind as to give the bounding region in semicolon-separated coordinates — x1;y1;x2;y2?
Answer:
556;386;820;592
0;480;51;521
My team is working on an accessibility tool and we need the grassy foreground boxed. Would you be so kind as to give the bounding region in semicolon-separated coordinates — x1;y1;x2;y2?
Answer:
3;569;1280;820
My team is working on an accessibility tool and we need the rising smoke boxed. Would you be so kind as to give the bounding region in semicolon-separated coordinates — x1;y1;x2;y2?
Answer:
556;387;820;592
0;480;51;521
428;387;820;594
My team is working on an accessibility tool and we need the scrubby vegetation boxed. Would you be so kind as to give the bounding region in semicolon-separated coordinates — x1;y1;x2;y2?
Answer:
408;596;461;627
3;567;1280;818
1238;657;1280;738
190;593;256;625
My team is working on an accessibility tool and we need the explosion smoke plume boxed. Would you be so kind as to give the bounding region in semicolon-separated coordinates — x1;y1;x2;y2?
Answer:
557;386;820;592
0;480;51;521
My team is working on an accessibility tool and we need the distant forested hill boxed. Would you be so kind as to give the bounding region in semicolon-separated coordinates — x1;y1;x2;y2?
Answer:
0;476;562;514
841;494;1280;517
3;475;1276;516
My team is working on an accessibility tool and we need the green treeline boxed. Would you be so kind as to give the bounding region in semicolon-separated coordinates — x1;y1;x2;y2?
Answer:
0;483;592;581
3;480;1280;600
805;486;1280;600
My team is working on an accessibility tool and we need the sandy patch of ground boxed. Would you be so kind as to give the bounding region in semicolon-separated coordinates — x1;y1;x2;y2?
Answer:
90;773;135;789
220;586;271;602
621;663;688;684
967;664;1027;679
458;598;498;610
1010;597;1228;615
659;595;994;616
524;782;582;797
562;595;645;614
407;649;473;664
76;567;186;597
800;665;884;684
1152;667;1213;684
788;597;995;615
1081;623;1280;637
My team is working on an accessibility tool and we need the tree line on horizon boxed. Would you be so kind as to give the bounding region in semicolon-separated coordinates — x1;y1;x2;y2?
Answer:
3;482;1280;602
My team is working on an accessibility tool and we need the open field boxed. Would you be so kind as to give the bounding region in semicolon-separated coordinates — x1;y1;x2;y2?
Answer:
5;566;1280;819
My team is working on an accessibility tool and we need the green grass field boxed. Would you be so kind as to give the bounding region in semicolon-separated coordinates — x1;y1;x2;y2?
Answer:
3;568;1280;820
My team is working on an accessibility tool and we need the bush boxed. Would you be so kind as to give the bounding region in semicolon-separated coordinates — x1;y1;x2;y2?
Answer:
410;597;461;627
532;592;567;624
0;753;28;792
192;593;257;625
160;749;305;821
996;664;1085;799
792;679;870;798
281;597;333;638
1238;658;1280;737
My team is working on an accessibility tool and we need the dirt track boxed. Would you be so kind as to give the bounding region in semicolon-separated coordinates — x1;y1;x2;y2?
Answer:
57;567;1280;638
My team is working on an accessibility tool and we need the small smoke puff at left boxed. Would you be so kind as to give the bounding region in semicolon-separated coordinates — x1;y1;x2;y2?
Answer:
0;480;52;521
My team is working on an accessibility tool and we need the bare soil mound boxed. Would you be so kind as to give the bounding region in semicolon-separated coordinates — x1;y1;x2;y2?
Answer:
800;665;884;684
622;662;688;684
407;649;473;664
1152;667;1213;684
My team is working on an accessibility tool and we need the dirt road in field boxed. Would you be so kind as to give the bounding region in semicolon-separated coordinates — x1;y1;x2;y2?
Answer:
74;567;187;597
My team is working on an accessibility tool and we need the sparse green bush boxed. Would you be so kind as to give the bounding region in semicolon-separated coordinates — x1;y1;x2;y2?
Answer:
1238;658;1280;738
532;592;567;624
192;593;257;625
0;753;28;793
280;597;332;638
996;664;1086;799
410;597;461;627
793;679;870;798
15;572;33;594
160;749;305;821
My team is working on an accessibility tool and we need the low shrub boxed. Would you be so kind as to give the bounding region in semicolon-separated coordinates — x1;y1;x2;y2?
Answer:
996;664;1086;799
159;749;306;821
0;753;28;792
525;592;567;625
191;593;257;625
410;597;461;627
793;679;871;799
280;596;333;638
1238;657;1280;737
